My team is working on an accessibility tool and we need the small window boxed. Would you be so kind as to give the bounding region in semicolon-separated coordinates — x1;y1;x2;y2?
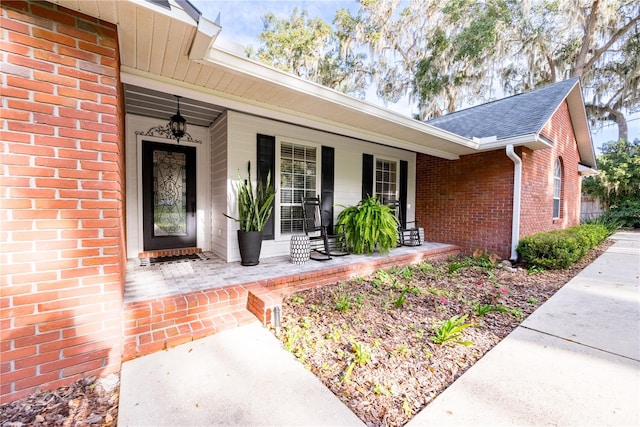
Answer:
553;159;562;218
374;158;398;201
278;141;319;235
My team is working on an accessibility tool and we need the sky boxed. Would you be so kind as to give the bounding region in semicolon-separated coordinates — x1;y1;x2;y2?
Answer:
189;0;639;153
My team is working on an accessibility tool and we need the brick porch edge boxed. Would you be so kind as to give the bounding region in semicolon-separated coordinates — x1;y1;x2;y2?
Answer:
122;245;459;360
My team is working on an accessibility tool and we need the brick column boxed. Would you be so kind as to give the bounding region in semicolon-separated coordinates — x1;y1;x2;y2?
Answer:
0;1;125;403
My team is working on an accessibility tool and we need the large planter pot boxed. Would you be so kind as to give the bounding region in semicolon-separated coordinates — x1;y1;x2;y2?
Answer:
237;230;263;266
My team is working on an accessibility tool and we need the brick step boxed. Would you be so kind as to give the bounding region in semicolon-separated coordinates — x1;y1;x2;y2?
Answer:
123;285;256;360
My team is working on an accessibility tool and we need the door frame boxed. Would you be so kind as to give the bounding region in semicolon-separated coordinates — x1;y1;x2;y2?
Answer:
141;140;197;251
129;125;211;258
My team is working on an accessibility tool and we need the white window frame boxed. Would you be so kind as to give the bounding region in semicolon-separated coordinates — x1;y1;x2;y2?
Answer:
553;158;562;219
275;136;322;241
373;156;400;201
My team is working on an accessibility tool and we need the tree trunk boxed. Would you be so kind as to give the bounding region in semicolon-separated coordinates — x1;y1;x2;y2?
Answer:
612;111;629;142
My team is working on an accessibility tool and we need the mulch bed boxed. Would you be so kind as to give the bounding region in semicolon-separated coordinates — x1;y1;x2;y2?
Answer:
271;240;613;426
1;375;119;427
0;240;611;427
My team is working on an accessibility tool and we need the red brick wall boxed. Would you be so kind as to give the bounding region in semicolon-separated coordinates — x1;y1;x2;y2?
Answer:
416;150;515;258
416;101;583;260
0;1;125;403
520;101;582;235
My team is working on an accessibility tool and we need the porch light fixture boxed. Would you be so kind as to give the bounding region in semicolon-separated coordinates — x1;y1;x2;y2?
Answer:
134;94;201;144
169;95;187;143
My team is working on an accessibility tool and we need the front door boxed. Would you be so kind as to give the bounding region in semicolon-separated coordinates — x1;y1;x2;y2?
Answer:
142;141;197;251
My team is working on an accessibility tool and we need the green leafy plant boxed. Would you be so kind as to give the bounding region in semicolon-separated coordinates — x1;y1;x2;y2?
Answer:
224;162;276;232
343;339;371;383
289;294;305;304
430;314;474;346
394;292;407;308
337;196;399;254
527;265;545;275
333;291;352;312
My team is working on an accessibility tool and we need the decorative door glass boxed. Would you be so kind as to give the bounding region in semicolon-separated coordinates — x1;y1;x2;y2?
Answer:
153;150;187;236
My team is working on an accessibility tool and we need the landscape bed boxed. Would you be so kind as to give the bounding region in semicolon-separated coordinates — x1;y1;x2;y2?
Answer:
0;240;612;426
271;241;613;426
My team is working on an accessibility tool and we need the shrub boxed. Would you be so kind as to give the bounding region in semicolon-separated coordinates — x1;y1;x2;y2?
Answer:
517;224;609;269
601;199;640;229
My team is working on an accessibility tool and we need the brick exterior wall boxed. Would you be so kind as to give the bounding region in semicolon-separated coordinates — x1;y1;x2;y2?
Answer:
416;100;582;260
0;1;125;403
416;150;515;258
520;101;582;235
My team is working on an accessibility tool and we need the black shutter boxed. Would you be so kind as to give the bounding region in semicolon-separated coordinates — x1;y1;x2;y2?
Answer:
321;146;335;232
257;134;275;240
362;153;373;200
400;160;408;227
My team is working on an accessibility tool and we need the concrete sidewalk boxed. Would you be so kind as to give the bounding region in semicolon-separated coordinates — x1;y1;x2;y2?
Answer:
118;231;640;426
408;230;640;426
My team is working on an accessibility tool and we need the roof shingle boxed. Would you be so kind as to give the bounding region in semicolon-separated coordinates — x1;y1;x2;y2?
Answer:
425;78;580;140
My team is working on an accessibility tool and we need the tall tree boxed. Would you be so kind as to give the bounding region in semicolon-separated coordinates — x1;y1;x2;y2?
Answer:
251;0;639;137
349;0;639;133
248;8;369;98
582;138;640;208
501;0;640;141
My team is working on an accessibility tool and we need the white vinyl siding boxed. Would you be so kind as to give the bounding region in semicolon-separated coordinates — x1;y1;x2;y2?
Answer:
225;111;416;262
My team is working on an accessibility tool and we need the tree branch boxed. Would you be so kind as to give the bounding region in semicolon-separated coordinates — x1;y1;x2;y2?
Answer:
583;12;640;72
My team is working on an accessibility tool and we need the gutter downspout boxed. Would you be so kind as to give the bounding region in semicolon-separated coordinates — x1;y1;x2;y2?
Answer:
506;145;521;262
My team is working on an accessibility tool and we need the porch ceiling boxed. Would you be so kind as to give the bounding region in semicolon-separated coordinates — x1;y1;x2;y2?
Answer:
124;84;224;127
52;0;482;159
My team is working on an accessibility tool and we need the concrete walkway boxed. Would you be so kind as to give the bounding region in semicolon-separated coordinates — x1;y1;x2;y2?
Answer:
408;230;640;426
118;231;640;426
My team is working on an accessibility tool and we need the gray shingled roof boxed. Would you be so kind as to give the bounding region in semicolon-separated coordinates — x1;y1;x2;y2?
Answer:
425;78;580;141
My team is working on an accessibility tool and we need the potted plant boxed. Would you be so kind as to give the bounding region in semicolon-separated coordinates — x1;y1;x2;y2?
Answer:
337;196;398;254
224;162;276;266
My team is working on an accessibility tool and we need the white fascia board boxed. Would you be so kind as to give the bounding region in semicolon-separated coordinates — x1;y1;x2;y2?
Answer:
476;134;552;151
566;85;597;168
121;69;462;159
200;45;478;151
188;17;222;60
578;164;598;175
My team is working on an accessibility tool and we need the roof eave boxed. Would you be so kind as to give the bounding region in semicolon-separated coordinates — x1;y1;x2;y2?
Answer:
196;43;478;152
476;134;552;151
566;84;597;169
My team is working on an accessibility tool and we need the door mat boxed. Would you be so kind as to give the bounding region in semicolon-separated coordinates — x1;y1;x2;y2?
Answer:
140;253;209;266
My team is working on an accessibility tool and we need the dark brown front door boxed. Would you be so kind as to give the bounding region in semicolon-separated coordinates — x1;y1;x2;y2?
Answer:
142;141;196;251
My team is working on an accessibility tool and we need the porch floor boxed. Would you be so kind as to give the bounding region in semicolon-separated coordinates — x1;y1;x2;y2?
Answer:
125;241;456;303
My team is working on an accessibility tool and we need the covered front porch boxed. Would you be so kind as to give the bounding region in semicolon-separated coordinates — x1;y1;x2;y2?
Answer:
122;242;460;360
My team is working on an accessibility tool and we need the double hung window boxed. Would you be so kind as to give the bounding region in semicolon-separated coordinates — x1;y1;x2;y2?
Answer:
553;159;562;218
375;158;398;201
278;141;319;236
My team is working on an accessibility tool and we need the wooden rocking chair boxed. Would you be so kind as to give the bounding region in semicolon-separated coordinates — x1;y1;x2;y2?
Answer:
384;198;421;247
301;196;349;261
